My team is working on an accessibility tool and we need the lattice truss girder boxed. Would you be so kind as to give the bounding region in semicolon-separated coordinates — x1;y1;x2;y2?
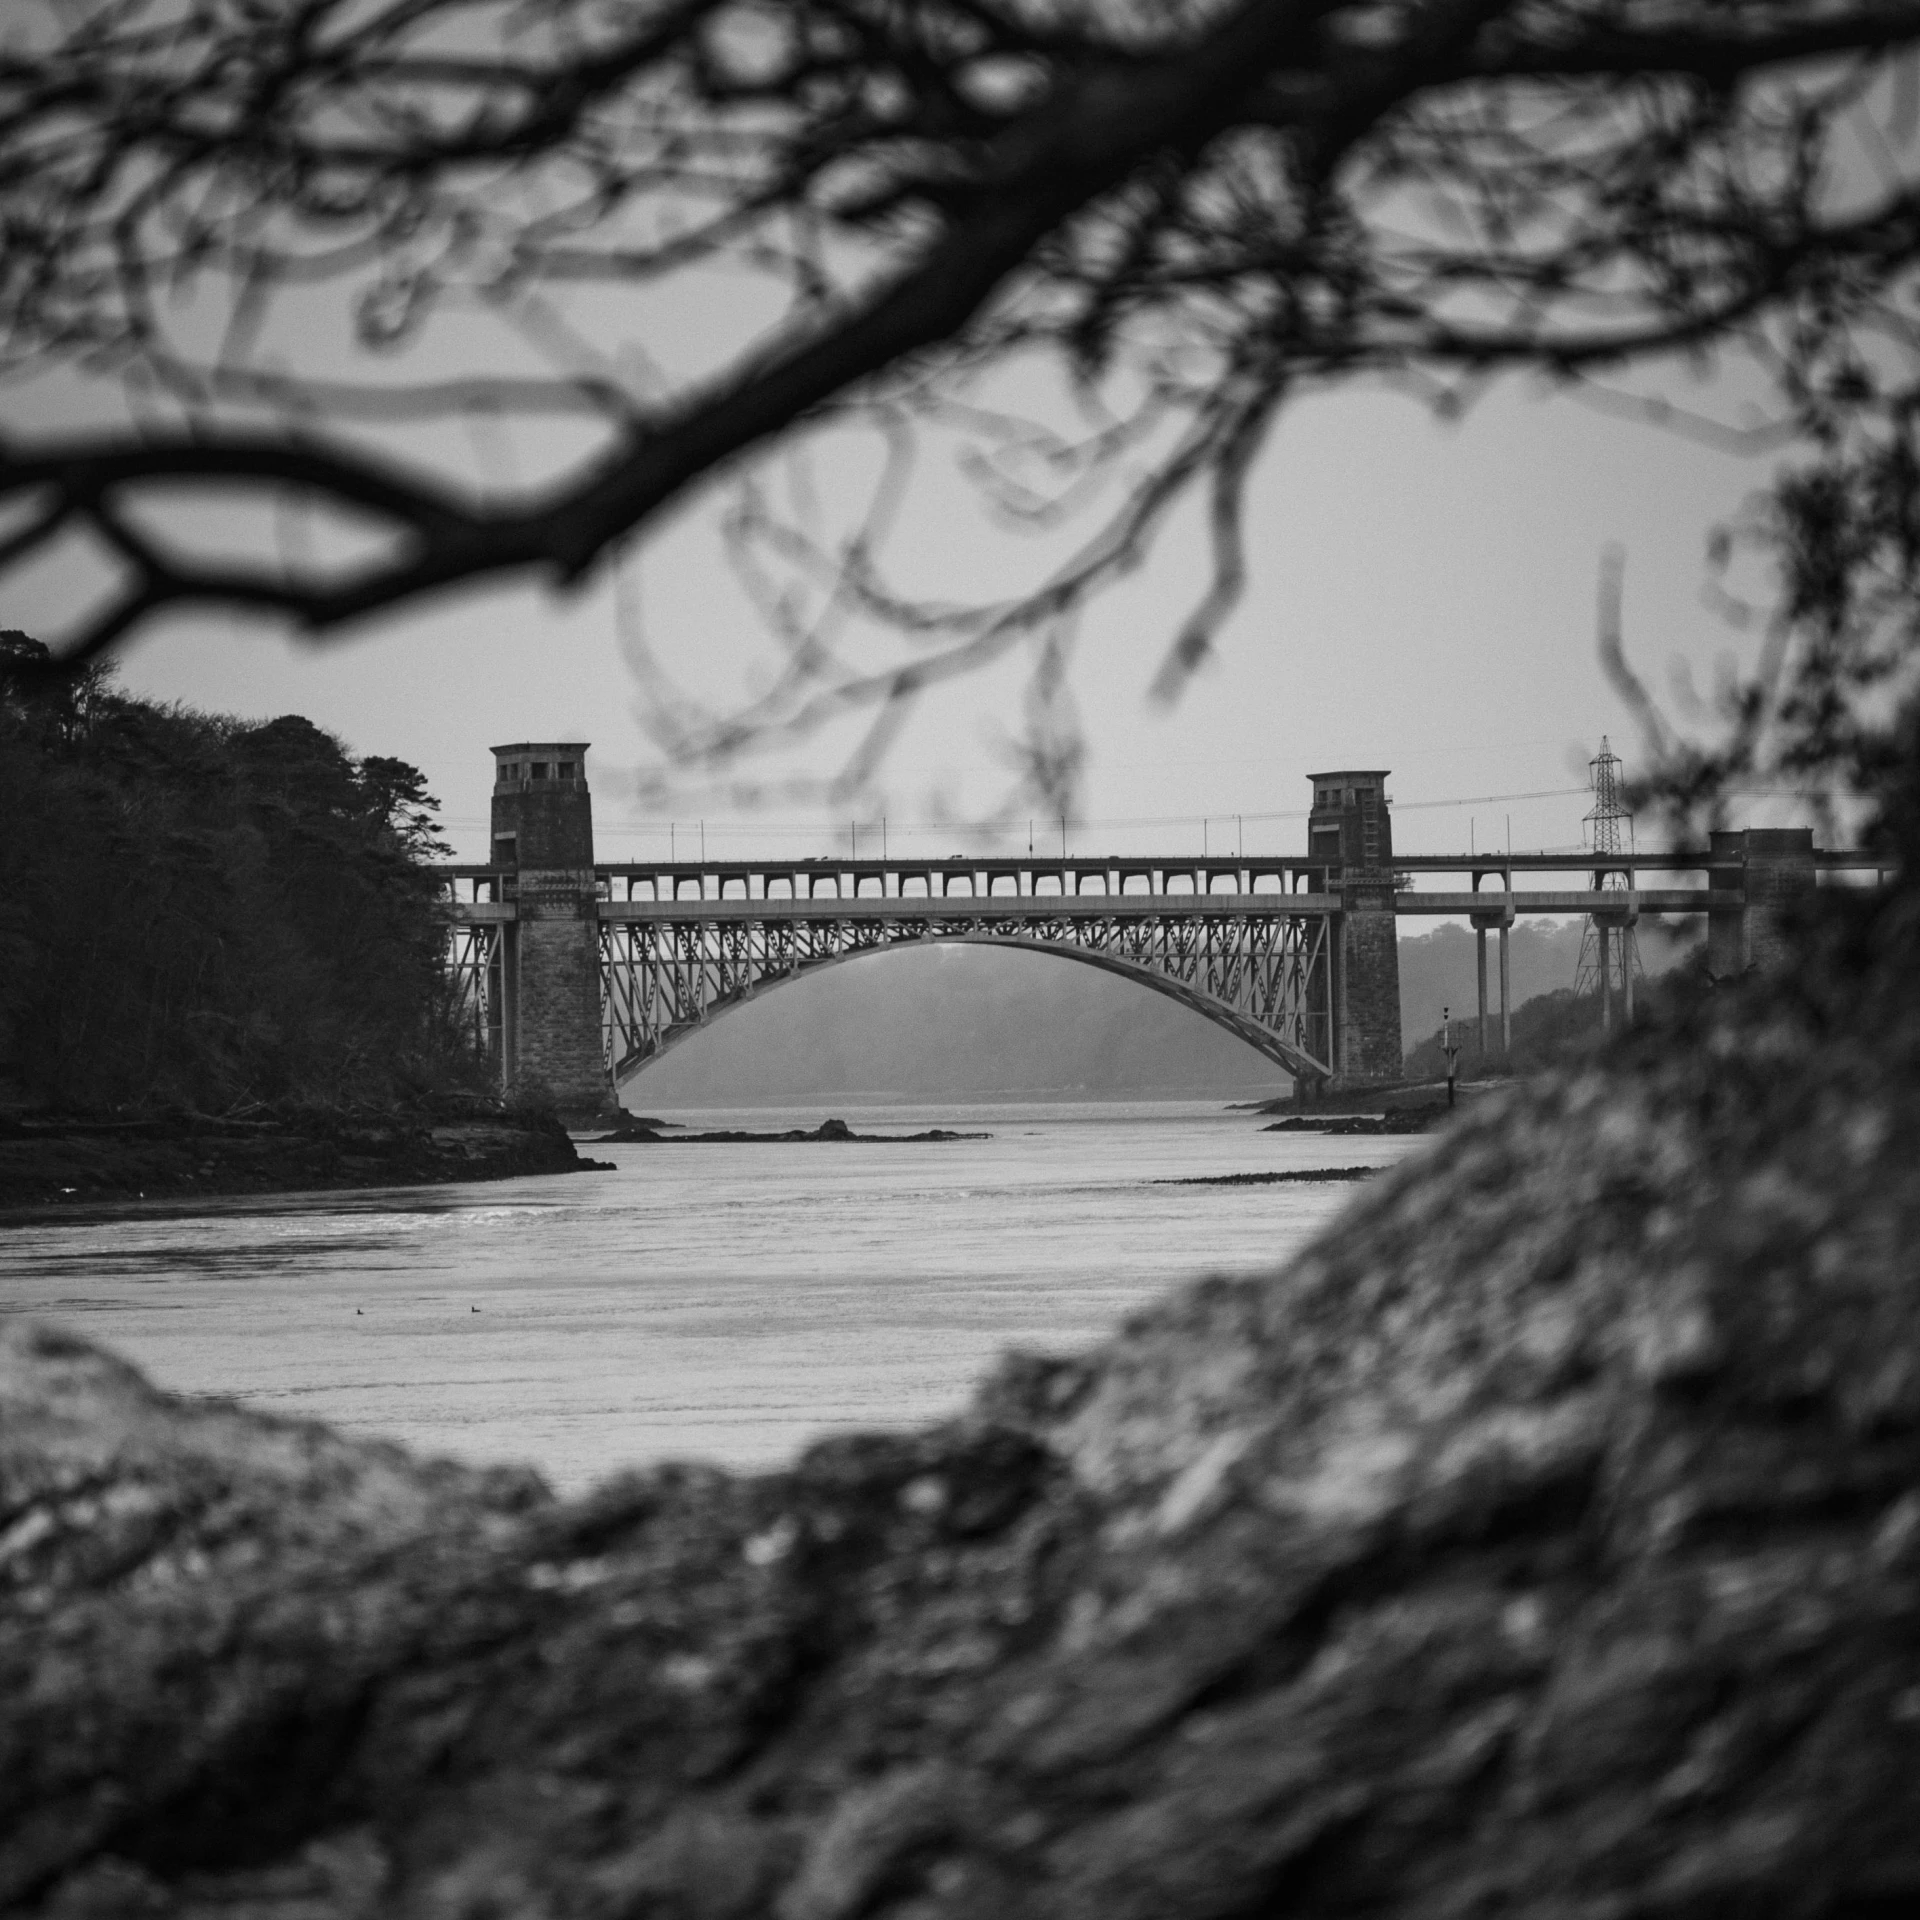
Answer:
444;922;498;1054
597;911;1332;1080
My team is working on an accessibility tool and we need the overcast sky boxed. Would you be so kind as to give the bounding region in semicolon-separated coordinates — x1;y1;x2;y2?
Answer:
57;362;1788;873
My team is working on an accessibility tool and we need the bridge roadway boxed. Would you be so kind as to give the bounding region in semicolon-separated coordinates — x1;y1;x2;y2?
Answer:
440;846;1883;925
454;889;1750;923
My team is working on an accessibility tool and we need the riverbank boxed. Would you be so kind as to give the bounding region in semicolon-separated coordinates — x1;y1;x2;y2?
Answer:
1229;1078;1497;1132
0;1109;607;1213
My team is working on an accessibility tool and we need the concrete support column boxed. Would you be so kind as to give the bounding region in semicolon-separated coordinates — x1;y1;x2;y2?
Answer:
1499;925;1511;1057
1591;890;1639;1031
1476;927;1488;1058
1472;900;1515;1065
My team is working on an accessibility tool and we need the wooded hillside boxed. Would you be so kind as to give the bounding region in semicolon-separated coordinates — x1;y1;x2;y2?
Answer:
0;634;477;1116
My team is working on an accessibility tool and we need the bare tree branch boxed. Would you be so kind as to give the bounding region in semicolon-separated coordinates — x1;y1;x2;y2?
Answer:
3;0;1919;798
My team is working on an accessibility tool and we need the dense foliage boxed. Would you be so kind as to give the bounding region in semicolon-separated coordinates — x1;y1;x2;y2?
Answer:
0;633;479;1115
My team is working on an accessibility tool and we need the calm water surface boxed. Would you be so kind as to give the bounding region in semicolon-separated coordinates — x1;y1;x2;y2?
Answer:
0;1100;1422;1491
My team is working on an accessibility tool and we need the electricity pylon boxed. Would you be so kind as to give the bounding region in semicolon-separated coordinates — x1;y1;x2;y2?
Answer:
1573;736;1644;1028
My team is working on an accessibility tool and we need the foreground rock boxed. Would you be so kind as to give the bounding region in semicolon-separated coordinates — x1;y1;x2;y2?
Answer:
0;1109;602;1211
4;896;1920;1916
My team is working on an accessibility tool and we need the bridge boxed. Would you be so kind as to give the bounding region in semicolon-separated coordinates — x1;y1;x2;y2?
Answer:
437;744;1880;1119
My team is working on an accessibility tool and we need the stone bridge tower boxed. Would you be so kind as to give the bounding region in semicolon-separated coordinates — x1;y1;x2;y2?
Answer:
1308;770;1403;1085
1707;827;1816;977
489;742;614;1121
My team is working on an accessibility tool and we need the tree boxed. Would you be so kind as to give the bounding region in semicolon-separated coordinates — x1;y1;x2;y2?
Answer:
0;629;114;749
0;662;473;1113
358;756;456;860
6;2;1920;789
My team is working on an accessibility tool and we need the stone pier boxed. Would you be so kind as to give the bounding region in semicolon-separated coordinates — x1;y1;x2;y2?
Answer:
488;742;616;1122
1708;827;1817;979
1309;770;1403;1086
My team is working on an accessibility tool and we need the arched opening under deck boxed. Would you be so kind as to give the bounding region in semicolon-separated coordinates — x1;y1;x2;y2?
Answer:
612;938;1305;1107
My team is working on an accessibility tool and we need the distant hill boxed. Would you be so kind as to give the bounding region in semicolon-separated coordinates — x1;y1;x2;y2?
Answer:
1404;986;1605;1081
1403;942;1712;1081
626;942;1295;1105
1397;919;1697;1056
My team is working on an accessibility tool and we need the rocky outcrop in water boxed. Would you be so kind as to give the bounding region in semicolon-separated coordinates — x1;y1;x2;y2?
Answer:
594;1116;990;1144
1261;1109;1440;1135
5;891;1920;1916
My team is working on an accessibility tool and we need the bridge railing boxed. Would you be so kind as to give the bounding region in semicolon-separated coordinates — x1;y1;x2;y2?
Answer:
433;858;1344;902
430;845;1890;908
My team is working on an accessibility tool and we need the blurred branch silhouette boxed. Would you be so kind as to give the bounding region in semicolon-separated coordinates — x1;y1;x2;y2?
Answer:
6;0;1920;792
1603;395;1920;851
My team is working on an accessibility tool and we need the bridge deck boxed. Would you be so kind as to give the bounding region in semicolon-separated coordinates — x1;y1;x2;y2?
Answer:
433;848;1882;886
447;888;1739;923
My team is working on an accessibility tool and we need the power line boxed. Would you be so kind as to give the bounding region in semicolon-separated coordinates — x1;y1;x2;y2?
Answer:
1394;786;1587;814
440;782;1600;838
441;777;1848;844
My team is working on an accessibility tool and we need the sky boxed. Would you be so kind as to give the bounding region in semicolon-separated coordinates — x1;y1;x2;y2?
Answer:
1;20;1832;883
45;364;1798;874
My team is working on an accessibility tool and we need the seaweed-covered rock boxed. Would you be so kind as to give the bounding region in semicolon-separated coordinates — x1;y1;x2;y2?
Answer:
5;894;1920;1917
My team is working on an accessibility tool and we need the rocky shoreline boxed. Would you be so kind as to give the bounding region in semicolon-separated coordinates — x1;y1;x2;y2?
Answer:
1260;1111;1437;1136
0;1110;609;1213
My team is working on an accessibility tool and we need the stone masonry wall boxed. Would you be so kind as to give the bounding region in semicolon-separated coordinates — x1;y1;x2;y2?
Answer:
1339;892;1403;1084
497;787;595;869
510;873;611;1117
1707;828;1816;978
1744;829;1817;973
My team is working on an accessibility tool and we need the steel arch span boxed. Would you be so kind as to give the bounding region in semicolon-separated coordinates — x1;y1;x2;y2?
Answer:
598;909;1333;1088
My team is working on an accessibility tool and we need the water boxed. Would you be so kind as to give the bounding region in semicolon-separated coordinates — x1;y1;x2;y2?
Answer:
0;1100;1422;1492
